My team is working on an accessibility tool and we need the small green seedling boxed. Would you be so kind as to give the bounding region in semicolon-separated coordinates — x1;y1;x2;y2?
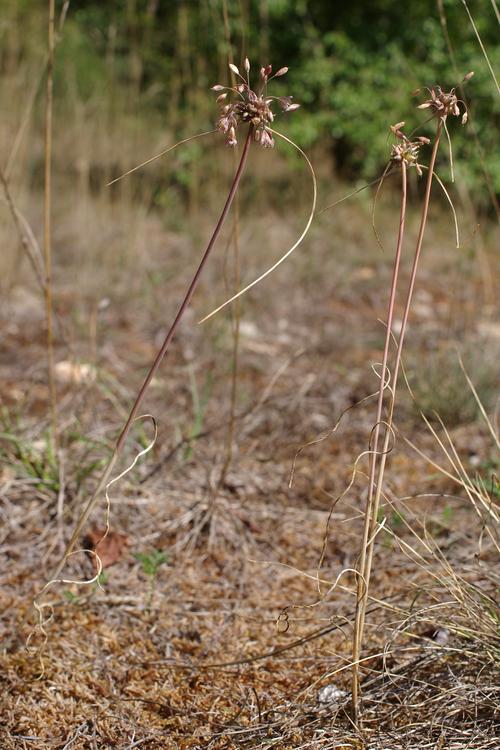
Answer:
95;570;109;588
135;549;167;576
134;549;168;609
62;590;80;605
184;365;213;461
62;569;109;606
0;407;59;494
442;504;454;526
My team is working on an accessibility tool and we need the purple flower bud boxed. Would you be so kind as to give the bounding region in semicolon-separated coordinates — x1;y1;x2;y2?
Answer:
260;128;274;148
227;125;237;147
218;116;229;133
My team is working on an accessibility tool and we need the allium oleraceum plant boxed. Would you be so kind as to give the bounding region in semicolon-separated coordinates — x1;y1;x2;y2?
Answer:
416;81;470;123
213;59;300;148
33;59;309;638
352;73;473;721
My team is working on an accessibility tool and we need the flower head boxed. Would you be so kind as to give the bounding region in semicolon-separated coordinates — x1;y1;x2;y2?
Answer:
389;122;430;176
415;72;473;124
212;60;299;147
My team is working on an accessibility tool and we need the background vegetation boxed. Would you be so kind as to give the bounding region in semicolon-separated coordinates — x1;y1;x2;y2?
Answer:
1;0;499;205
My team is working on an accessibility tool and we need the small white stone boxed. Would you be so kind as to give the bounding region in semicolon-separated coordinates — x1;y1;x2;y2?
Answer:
55;360;96;385
432;627;450;646
317;684;347;705
240;320;260;338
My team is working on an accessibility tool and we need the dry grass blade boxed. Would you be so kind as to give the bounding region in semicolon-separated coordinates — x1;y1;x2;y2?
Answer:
43;0;57;446
461;0;500;95
458;356;500;449
490;0;500;25
5;0;70;179
0;168;45;289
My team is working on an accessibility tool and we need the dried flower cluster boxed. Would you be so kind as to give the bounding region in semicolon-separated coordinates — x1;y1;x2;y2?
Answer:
415;72;473;124
390;122;430;176
212;59;299;147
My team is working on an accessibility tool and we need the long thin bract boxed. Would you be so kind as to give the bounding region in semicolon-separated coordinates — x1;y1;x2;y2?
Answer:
198;128;317;323
107;130;217;186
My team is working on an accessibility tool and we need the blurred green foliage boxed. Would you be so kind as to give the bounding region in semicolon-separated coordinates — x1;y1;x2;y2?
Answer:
1;0;498;202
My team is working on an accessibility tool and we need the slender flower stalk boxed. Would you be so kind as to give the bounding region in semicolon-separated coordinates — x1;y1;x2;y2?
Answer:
354;124;443;668
36;59;301;607
351;159;408;717
352;161;408;710
352;77;471;721
218;24;243;498
353;128;429;684
39;126;253;593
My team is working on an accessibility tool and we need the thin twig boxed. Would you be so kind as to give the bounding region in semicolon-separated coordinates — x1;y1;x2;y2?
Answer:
0;169;45;290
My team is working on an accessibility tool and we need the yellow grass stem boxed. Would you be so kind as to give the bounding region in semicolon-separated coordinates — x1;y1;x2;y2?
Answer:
44;0;57;447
